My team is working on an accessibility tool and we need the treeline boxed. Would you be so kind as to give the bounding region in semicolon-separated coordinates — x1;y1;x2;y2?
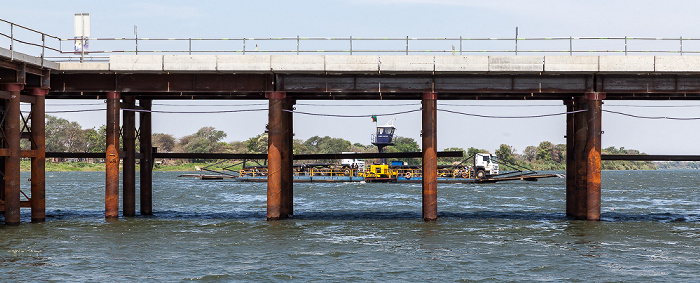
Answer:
43;115;656;170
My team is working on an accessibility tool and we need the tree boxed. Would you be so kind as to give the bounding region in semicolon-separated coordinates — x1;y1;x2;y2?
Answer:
302;136;351;154
152;133;176;152
495;144;516;166
178;127;227;154
245;133;268;153
45;115;87;152
86;125;106;153
536;141;554;162
522;146;537;162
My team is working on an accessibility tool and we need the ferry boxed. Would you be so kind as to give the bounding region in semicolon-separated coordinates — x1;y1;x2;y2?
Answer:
179;119;561;183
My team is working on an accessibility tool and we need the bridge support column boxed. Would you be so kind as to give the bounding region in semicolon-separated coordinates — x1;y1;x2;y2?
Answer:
585;92;604;221
571;96;589;220
422;92;438;221
1;84;22;225
567;94;604;221
30;88;48;222
267;91;288;220
139;99;153;215
106;91;120;220
122;96;136;217
281;98;294;216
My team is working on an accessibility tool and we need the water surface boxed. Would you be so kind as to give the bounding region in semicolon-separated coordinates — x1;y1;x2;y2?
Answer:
1;170;698;281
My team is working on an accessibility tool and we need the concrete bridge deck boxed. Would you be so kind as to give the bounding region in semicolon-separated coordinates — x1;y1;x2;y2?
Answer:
56;54;700;73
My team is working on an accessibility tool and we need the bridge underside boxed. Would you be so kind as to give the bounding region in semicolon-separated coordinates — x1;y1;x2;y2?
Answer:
48;73;700;100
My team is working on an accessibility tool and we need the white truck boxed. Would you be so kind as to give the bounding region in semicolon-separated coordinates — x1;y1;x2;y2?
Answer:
474;153;499;179
340;152;365;171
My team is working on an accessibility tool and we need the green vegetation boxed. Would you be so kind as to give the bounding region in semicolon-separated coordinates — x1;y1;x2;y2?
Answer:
39;115;657;171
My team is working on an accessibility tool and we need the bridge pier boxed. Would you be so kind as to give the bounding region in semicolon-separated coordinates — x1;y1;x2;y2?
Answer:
139;99;153;215
281;98;294;216
267;91;291;220
105;91;121;219
29;88;48;222
422;92;438;221
123;96;136;217
566;93;604;221
1;84;23;225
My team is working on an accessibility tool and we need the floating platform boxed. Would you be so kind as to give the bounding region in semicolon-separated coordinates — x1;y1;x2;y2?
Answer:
194;173;562;183
178;174;236;180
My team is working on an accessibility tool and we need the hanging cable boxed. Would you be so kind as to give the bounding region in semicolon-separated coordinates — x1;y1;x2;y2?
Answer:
284;108;421;118
438;108;586;118
603;109;700;120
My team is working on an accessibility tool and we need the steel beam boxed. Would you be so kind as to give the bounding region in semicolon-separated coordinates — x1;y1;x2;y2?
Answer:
139;99;153;215
2;84;22;225
422;92;438;221
585;92;605;221
267;91;286;220
105;91;120;219
122;96;136;217
30;88;47;222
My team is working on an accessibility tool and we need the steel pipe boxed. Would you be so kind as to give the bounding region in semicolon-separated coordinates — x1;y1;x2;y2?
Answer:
139;99;153;215
564;100;575;217
267;91;286;220
572;96;588;220
2;84;22;225
585;92;605;221
122;96;136;217
422;92;438;221
30;88;47;222
105;91;120;219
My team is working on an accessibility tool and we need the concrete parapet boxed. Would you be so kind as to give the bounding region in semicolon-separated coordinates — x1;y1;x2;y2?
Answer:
271;55;325;72
655;56;700;72
435;56;488;72
0;47;59;69
217;55;270;72
325;55;379;72
111;55;163;71
59;62;110;71
489;56;544;72
544;56;599;72
380;55;434;72
599;56;654;72
163;55;217;71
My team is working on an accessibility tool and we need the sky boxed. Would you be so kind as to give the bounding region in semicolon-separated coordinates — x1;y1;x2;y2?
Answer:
3;0;700;155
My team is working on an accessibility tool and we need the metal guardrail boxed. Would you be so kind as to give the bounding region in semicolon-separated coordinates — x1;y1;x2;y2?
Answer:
4;18;700;63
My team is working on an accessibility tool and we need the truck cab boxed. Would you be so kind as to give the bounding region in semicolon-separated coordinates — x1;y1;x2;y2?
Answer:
474;153;499;179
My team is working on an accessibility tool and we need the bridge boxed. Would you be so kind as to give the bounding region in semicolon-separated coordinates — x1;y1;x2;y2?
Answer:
2;19;700;224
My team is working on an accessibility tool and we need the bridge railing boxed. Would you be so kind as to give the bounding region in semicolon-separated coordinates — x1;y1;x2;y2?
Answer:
4;18;700;63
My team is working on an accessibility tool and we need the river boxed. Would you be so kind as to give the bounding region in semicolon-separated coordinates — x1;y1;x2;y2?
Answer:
1;170;698;281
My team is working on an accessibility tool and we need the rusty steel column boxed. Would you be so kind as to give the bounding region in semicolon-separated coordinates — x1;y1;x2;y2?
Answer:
564;100;575;217
267;91;287;220
281;98;294;217
122;96;136;217
585;92;605;221
105;91;121;219
2;84;22;225
422;92;438;221
139;99;153;215
572;96;588;220
30;88;48;222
